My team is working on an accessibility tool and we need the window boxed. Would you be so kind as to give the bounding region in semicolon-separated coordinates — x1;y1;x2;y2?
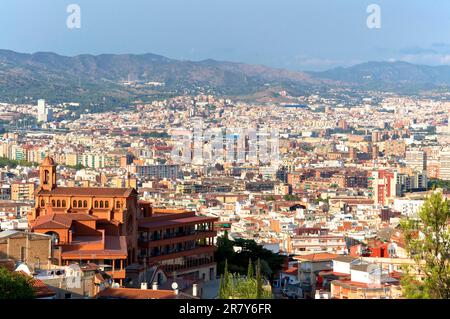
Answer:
78;200;82;208
44;170;49;184
52;200;55;207
105;201;109;208
100;201;104;208
94;201;98;208
40;199;45;207
57;200;61;207
116;201;121;209
83;200;88;208
62;200;66;207
20;247;26;261
73;200;77;208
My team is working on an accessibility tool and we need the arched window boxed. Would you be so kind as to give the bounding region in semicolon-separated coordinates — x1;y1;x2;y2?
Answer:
40;199;45;207
52;200;55;207
105;201;109;208
73;200;77;208
94;201;98;208
100;201;104;208
62;200;66;207
83;200;88;208
44;170;49;184
57;200;61;207
78;200;82;208
45;231;60;245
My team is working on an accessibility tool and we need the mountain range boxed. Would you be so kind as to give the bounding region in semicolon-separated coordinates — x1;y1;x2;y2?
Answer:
1;49;450;112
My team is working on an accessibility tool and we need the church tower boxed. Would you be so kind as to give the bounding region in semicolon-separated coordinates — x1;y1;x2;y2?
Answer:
39;156;57;191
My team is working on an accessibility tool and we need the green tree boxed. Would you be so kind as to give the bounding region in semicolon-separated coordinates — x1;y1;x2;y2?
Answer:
215;235;285;280
0;267;36;299
256;259;262;299
223;259;229;290
218;260;272;299
247;258;254;279
218;274;225;299
400;191;450;299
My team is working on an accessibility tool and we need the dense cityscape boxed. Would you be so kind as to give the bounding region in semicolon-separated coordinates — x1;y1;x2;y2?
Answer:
1;88;449;299
0;1;449;306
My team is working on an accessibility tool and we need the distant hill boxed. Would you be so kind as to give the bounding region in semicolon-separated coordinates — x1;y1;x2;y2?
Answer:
1;50;450;112
0;50;319;111
308;61;450;92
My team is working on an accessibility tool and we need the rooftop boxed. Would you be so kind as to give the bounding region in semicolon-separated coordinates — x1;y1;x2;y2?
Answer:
96;287;178;299
61;236;127;259
294;253;338;262
37;187;136;197
32;213;97;230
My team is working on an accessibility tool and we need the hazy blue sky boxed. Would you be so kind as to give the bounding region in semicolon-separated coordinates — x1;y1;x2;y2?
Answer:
1;0;449;71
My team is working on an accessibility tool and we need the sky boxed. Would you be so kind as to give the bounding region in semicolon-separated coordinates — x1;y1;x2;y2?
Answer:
1;0;450;71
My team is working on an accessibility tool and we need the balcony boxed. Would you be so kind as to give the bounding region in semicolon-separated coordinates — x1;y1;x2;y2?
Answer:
138;231;216;248
160;256;215;273
147;245;216;263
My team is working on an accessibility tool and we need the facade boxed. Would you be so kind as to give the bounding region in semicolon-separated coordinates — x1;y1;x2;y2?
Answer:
11;182;35;201
316;256;403;299
289;234;347;255
135;164;181;180
37;99;52;123
330;171;368;189
439;149;450;180
392;198;424;218
330;261;402;299
370;170;427;205
294;253;336;299
0;230;52;271
138;207;218;282
28;156;139;285
34;263;110;299
405;149;427;172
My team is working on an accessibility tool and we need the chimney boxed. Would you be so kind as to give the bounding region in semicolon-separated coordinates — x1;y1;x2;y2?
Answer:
140;282;148;290
152;282;158;290
192;284;198;297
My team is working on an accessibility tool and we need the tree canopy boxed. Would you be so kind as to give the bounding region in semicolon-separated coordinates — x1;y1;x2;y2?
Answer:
219;258;272;299
401;191;450;299
215;232;285;281
0;267;36;299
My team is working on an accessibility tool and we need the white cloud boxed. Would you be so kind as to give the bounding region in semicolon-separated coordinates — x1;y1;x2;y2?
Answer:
397;53;450;65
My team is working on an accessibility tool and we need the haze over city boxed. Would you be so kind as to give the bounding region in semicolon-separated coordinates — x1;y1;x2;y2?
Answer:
1;0;450;70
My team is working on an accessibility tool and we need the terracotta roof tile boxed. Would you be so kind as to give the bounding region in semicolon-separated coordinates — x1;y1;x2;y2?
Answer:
61;236;127;259
294;253;338;262
32;213;97;230
96;288;177;299
16;271;56;298
38;187;135;197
